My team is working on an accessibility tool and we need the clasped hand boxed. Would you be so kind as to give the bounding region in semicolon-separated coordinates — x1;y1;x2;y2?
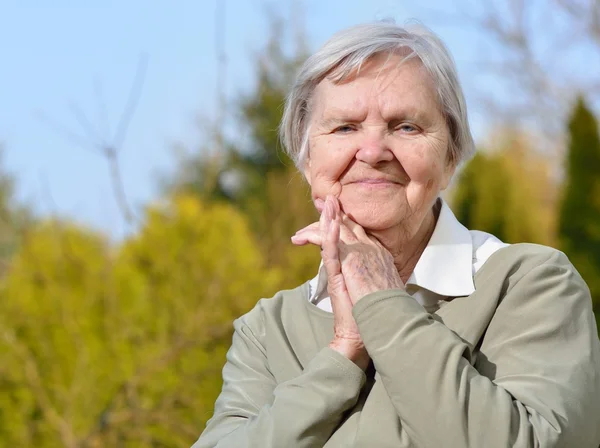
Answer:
291;195;404;370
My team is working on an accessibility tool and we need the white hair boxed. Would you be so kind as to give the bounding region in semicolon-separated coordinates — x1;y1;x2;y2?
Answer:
279;21;475;169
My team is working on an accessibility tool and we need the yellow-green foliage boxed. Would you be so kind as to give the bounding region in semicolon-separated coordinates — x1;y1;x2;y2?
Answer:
248;167;321;286
452;133;556;246
0;221;111;447
0;195;280;447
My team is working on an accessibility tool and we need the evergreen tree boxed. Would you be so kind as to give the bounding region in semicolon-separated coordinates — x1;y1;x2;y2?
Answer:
169;18;319;281
453;132;556;245
170;19;303;205
558;96;600;315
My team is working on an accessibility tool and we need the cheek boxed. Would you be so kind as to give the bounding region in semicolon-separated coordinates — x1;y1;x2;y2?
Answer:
398;152;443;186
394;140;448;186
309;138;355;184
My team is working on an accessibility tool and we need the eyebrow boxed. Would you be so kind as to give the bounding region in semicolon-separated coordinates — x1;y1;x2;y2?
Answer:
318;116;358;130
317;107;366;128
317;106;430;128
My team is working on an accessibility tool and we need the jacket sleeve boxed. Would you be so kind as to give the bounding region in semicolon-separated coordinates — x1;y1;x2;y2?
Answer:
352;250;600;448
192;305;366;448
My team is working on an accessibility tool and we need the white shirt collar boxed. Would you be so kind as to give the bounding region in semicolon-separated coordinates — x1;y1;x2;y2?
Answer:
309;197;475;302
405;198;475;296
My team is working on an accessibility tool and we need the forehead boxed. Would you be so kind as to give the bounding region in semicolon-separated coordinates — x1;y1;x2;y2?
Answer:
310;54;439;119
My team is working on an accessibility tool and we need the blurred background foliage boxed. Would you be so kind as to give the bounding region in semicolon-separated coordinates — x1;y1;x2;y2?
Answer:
1;2;600;446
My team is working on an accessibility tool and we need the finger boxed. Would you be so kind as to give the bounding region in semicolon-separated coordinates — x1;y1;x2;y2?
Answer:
333;197;366;238
325;213;356;316
337;219;360;244
330;195;341;216
291;228;323;246
322;195;333;235
294;221;319;235
367;234;385;248
341;213;369;241
328;197;361;243
329;208;341;259
324;202;357;319
314;197;325;212
322;200;341;276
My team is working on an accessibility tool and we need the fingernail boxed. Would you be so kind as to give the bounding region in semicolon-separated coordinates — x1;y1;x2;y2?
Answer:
333;196;340;213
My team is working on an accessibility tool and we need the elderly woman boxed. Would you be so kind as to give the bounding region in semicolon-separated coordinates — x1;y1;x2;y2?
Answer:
193;22;600;447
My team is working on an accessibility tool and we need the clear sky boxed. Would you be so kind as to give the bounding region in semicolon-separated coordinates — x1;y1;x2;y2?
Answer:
0;1;506;239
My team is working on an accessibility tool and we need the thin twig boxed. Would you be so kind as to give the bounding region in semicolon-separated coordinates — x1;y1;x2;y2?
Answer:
68;101;103;147
36;111;96;153
105;147;134;224
38;54;149;226
112;54;148;150
93;77;111;141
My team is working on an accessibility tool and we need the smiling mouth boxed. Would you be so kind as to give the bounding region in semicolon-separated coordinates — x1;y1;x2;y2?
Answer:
349;179;401;185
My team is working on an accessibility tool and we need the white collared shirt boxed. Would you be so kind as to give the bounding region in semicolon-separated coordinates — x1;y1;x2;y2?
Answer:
308;198;509;313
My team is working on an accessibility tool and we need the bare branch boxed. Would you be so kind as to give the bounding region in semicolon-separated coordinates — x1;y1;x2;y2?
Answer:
93;77;111;140
68;101;103;147
37;54;149;226
36;111;97;154
112;54;148;151
431;0;599;157
105;147;134;224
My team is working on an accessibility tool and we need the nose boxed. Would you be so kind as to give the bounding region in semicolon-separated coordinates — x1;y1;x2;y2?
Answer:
355;130;394;165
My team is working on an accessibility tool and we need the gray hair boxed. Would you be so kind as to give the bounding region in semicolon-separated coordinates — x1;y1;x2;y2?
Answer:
279;21;475;169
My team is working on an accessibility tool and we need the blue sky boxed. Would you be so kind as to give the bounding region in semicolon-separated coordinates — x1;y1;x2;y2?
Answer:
0;1;516;238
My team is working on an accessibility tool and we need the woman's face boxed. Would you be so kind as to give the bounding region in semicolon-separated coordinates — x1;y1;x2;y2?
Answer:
305;53;455;235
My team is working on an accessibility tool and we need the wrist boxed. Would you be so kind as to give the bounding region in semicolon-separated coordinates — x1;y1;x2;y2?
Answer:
329;339;370;371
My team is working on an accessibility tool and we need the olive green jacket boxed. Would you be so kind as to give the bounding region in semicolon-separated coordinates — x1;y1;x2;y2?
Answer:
193;244;600;447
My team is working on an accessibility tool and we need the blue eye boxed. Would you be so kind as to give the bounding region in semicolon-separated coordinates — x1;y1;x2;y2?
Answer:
399;124;417;133
335;125;355;133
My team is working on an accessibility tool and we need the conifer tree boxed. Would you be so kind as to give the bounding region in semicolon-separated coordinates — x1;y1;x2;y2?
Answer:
169;19;319;279
558;97;600;314
453;133;555;245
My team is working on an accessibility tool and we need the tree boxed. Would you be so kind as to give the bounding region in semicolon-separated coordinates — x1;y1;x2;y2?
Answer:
558;96;600;315
0;195;279;447
436;0;600;148
169;18;320;287
0;221;113;447
0;146;34;269
452;131;556;245
170;18;303;203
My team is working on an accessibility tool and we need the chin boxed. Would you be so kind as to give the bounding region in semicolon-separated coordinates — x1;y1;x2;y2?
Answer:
339;188;407;230
343;204;403;231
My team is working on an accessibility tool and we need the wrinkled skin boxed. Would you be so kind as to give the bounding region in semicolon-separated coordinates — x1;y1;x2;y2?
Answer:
291;53;455;369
